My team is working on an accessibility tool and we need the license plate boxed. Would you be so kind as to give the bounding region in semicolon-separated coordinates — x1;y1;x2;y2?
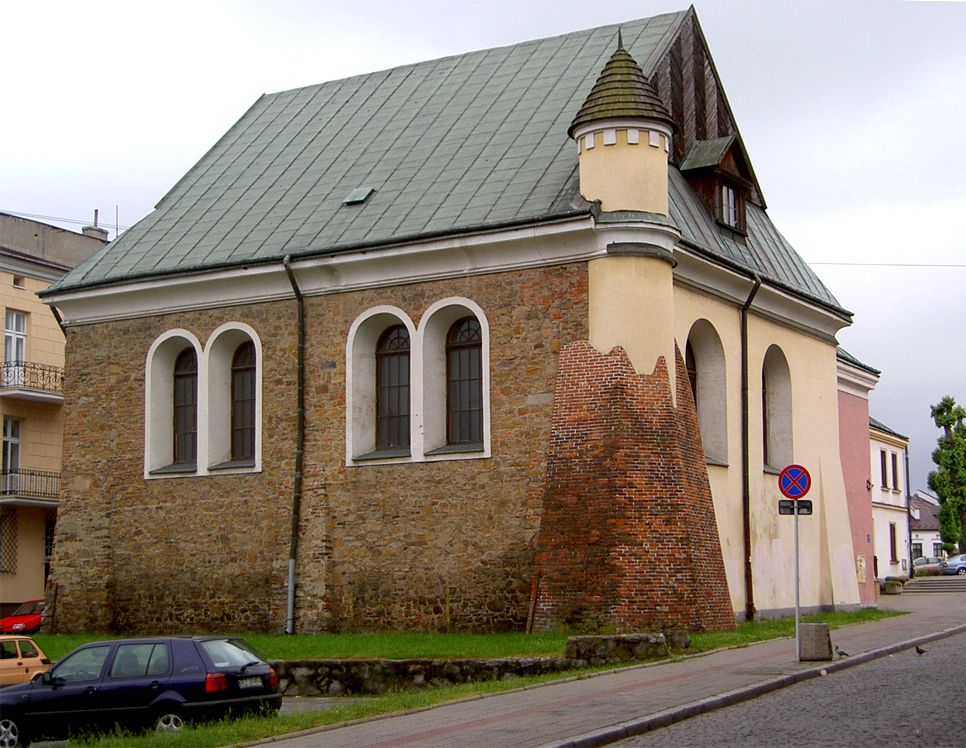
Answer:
238;676;262;689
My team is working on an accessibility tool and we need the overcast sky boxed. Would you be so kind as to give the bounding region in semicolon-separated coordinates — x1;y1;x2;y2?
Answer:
3;0;964;491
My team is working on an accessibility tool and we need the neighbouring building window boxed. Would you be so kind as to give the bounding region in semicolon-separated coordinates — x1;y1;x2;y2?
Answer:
891;452;899;490
912;542;922;559
446;317;483;446
4;310;26;363
880;449;888;488
12;275;25;289
889;522;898;562
933;542;943;557
2;417;20;495
376;325;411;450
0;506;15;573
230;342;256;462
716;183;745;232
173;349;198;466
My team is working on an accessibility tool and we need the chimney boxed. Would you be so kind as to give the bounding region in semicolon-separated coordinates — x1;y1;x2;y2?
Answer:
82;209;109;242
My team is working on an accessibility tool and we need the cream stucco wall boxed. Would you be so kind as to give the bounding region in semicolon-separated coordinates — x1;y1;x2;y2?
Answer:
576;127;670;214
2;506;47;603
589;254;676;386
673;283;860;617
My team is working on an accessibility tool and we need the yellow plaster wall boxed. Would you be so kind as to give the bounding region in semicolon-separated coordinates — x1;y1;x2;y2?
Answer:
1;273;66;369
589;254;675;386
674;284;860;616
578;130;669;214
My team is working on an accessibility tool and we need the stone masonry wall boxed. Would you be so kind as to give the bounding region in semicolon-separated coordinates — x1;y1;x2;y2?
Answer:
49;263;587;633
532;341;734;633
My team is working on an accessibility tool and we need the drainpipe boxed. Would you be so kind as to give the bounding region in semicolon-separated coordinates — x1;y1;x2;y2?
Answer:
741;273;762;622
282;255;306;635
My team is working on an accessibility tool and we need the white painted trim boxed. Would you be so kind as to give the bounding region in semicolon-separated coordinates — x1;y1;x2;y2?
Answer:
572;119;673;145
836;359;879;398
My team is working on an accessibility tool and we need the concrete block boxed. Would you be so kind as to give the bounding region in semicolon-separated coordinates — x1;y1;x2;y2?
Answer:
799;622;832;661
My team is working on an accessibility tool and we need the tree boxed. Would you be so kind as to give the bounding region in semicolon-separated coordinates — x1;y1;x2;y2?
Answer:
927;396;966;554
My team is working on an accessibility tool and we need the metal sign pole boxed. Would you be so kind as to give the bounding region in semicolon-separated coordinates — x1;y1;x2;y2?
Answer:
794;500;801;663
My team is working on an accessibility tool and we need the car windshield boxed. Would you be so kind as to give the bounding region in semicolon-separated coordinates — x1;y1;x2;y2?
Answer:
200;638;265;668
10;600;43;616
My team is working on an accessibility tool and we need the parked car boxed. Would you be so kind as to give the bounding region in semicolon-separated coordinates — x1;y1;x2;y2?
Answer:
0;636;281;746
913;556;943;575
0;600;43;634
939;554;966;575
0;636;51;688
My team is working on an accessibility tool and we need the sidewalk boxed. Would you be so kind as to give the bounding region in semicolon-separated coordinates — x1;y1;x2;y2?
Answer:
260;591;966;748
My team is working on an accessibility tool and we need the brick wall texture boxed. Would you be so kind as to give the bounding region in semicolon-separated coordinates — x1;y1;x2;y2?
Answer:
532;341;734;632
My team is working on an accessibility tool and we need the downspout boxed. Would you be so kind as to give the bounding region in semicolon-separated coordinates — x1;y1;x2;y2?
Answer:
741;273;762;621
282;255;306;635
50;306;66;336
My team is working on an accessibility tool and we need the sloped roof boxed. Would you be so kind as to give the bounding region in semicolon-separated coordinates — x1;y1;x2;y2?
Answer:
871;417;908;441
48;10;845;315
910;494;940;531
836;347;880;375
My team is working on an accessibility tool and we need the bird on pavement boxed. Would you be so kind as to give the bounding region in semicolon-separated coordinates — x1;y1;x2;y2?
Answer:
915;645;927;656
834;645;849;658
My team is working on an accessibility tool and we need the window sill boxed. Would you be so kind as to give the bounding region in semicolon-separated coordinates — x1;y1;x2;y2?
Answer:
149;463;197;476
425;442;484;456
354;447;412;461
763;465;782;475
705;457;728;468
209;459;256;471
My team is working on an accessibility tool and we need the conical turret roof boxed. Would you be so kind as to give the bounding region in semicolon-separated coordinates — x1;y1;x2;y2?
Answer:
568;36;674;139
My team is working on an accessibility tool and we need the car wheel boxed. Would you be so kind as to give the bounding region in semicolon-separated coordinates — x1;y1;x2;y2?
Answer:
154;710;184;733
958;567;966;576
0;716;29;748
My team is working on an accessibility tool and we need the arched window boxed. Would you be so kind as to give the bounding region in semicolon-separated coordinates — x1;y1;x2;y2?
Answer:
685;320;727;463
685;340;698;407
231;341;256;462
762;345;792;469
446;317;483;446
376;325;411;450
173;348;198;466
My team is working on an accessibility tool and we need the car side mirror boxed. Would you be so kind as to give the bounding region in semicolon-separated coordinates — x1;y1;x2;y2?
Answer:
40;671;53;684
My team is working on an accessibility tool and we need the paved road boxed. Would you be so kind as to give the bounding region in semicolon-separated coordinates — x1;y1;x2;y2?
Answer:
618;629;966;747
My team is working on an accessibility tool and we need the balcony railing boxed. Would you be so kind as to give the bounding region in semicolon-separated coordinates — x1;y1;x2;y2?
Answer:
0;362;64;395
0;469;61;500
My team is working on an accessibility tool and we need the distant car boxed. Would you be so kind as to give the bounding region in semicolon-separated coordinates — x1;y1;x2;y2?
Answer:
913;556;943;575
0;600;43;634
939;554;966;575
0;636;281;746
0;636;51;688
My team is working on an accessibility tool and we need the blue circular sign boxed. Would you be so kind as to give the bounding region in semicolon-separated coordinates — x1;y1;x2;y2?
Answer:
779;464;811;499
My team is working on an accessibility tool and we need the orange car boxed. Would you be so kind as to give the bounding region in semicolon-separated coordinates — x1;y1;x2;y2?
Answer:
0;636;51;688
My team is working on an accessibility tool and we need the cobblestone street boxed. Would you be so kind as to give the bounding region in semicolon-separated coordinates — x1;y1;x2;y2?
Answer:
620;629;966;747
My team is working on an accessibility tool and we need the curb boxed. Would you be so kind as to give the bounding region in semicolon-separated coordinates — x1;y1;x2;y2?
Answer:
547;623;966;748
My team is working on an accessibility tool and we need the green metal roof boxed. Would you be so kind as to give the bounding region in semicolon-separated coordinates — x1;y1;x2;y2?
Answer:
48;10;845;315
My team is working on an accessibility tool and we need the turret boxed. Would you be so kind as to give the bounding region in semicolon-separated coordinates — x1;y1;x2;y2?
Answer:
572;35;679;383
569;33;674;214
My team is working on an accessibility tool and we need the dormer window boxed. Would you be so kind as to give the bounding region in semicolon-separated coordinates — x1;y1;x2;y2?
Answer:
718;182;745;233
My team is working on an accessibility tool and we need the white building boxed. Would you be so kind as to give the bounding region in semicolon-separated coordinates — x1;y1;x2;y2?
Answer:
869;417;911;581
910;490;944;561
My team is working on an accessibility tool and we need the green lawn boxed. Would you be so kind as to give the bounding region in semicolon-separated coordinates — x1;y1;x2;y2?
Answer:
35;607;904;747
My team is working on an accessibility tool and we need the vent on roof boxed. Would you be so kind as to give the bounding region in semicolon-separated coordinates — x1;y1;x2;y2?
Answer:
343;186;375;205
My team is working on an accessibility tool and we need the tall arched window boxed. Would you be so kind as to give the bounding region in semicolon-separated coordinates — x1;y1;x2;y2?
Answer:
376;325;410;450
173;348;198;466
446;317;483;446
762;345;792;469
685;320;727;463
231;341;256;462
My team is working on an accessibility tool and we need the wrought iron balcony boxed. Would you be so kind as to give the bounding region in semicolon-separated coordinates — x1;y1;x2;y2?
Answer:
0;469;61;503
0;362;64;402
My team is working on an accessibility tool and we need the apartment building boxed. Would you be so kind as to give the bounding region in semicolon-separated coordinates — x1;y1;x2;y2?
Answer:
0;213;105;614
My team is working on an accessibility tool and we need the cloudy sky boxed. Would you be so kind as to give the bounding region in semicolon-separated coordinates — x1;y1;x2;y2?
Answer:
3;0;964;490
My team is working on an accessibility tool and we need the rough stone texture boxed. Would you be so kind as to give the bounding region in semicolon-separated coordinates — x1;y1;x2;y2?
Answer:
47;264;588;633
532;341;734;633
798;622;832;661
